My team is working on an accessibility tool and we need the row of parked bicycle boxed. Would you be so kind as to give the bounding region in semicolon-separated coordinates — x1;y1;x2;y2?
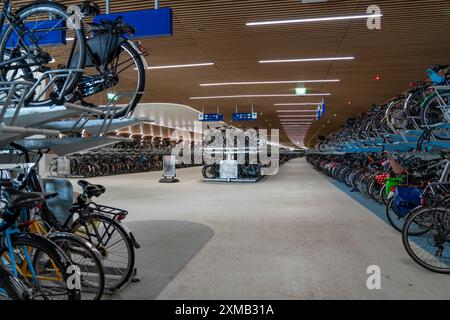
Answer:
0;143;139;300
318;65;450;153
48;139;199;177
307;152;450;274
202;153;303;180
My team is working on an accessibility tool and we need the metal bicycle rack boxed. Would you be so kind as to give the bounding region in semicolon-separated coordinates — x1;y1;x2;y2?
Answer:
0;85;152;157
0;81;64;146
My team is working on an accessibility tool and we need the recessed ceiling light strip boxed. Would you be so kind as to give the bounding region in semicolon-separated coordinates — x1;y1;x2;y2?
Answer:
246;14;383;26
275;103;321;106
199;79;340;86
276;110;317;113
190;93;330;100
260;57;354;64
147;62;214;70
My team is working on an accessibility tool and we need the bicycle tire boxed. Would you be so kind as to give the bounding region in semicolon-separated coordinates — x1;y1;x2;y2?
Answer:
202;164;219;179
420;91;450;140
0;232;81;300
70;213;135;292
48;232;105;300
402;207;450;274
0;264;30;300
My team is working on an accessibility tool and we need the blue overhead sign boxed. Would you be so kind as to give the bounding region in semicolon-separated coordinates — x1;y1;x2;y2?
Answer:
199;113;224;122
320;101;326;115
94;7;173;39
316;101;326;120
232;112;258;121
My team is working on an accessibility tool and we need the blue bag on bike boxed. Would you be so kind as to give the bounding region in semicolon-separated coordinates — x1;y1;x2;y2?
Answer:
392;187;422;218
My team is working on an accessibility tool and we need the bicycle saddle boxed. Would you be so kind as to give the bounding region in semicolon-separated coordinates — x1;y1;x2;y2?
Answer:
80;1;100;17
1;188;43;209
78;180;105;198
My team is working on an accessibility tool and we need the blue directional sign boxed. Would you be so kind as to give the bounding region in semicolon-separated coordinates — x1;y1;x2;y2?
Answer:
320;101;326;115
199;113;224;122
232;112;258;121
316;101;326;120
94;7;173;39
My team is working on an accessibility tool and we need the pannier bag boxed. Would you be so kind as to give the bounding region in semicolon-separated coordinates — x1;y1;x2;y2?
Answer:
385;177;404;196
392;187;422;218
375;173;390;185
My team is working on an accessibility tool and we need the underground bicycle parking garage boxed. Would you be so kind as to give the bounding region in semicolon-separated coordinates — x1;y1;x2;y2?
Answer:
0;0;449;311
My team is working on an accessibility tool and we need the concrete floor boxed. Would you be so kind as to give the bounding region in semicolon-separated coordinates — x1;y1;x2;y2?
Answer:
75;158;450;300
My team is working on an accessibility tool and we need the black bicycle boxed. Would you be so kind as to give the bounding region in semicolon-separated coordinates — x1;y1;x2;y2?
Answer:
72;2;146;117
10;142;139;293
0;0;146;118
0;0;87;104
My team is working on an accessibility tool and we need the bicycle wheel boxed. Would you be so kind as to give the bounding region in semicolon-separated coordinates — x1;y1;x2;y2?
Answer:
0;2;87;105
357;173;370;197
48;233;105;300
421;91;450;140
202;164;219;179
81;40;145;118
0;232;80;300
78;164;91;178
70;214;135;292
402;207;450;273
48;163;58;177
0;264;31;300
368;177;382;203
386;198;409;233
381;184;389;205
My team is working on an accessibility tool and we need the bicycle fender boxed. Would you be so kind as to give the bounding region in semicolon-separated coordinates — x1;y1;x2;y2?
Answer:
125;40;149;70
46;231;104;262
94;213;142;249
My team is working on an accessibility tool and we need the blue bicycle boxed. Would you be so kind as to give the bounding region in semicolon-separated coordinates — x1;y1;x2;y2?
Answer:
0;187;80;300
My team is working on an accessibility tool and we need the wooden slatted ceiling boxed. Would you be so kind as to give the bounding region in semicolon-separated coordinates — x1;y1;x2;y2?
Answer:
8;0;450;146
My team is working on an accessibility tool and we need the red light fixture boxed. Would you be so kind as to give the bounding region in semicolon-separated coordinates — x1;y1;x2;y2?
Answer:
374;75;381;81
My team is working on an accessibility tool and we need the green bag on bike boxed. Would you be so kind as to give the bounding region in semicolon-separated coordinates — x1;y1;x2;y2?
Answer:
385;177;404;196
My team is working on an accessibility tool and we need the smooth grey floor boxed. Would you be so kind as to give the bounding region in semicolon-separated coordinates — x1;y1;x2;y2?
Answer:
110;220;214;300
75;159;450;300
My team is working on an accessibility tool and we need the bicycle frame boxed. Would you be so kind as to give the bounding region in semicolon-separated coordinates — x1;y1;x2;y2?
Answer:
1;226;63;286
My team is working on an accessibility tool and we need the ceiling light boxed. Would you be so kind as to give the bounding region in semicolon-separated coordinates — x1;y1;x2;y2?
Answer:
246;13;383;26
281;121;313;123
276;110;316;113
275;103;321;106
278;115;317;118
295;88;307;95
260;57;354;64
147;62;214;70
190;93;331;100
199;79;340;86
281;123;313;125
281;121;312;123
